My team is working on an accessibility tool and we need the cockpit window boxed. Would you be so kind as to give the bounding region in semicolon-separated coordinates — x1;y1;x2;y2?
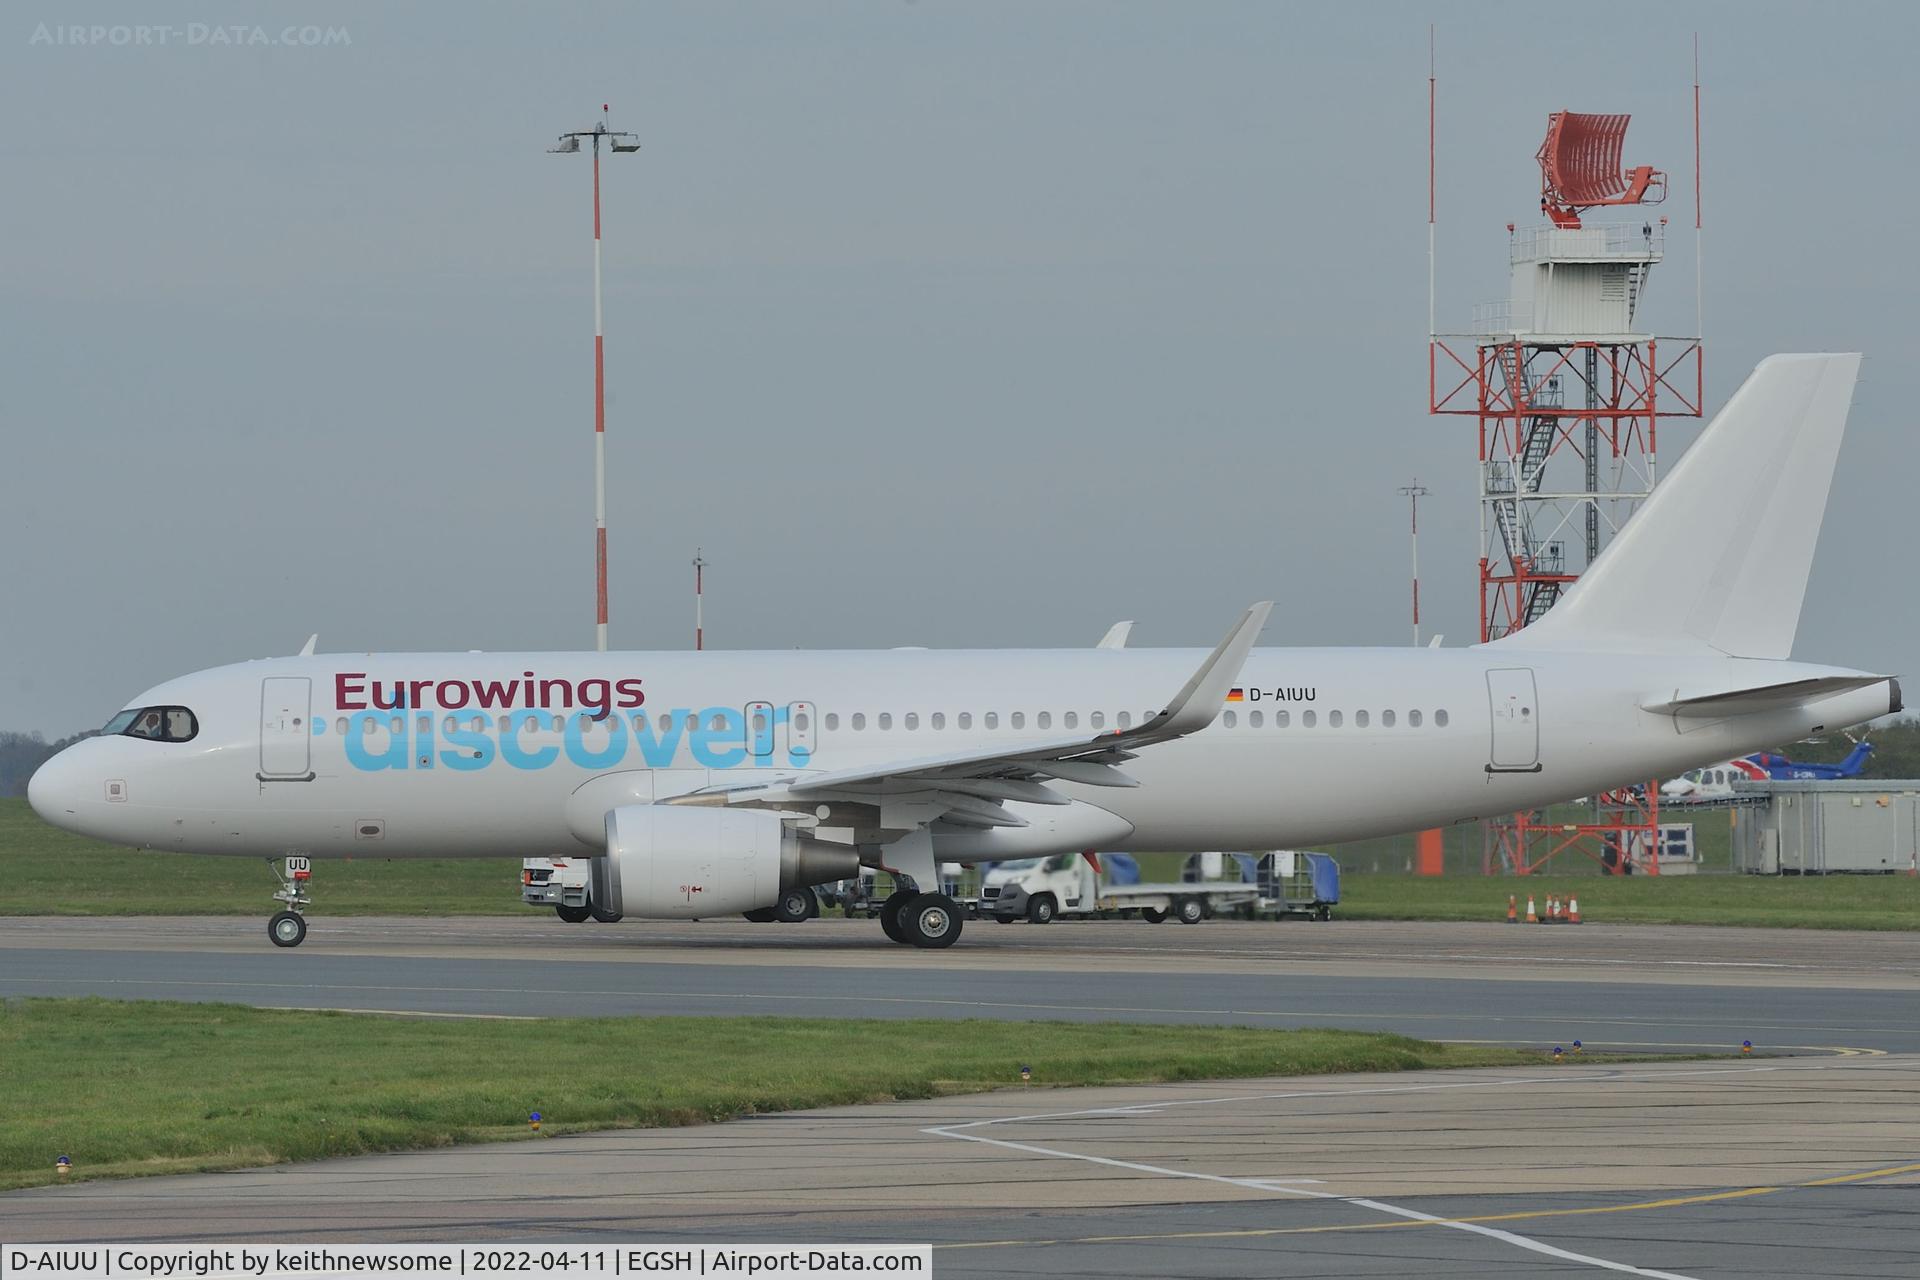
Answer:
112;705;199;743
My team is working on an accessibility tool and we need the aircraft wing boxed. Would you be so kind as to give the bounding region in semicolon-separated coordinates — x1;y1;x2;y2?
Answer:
677;601;1271;828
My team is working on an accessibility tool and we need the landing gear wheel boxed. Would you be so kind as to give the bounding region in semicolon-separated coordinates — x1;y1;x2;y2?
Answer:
268;911;307;948
555;904;592;924
589;901;624;924
774;887;816;923
1140;906;1168;924
742;906;778;923
266;856;313;948
1174;896;1205;925
1026;894;1057;925
903;894;963;949
878;889;916;944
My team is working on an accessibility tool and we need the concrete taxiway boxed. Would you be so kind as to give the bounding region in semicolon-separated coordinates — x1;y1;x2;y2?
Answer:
4;1054;1916;1278
2;915;1917;1054
4;917;1917;1274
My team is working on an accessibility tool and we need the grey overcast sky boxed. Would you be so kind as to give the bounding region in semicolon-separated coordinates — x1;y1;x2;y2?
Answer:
3;1;1915;736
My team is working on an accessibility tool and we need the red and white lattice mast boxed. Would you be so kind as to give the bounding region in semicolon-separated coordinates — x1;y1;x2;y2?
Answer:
550;107;640;652
1430;102;1704;875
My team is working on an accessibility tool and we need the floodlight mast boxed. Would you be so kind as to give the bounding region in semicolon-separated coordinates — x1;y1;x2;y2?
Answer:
549;105;640;652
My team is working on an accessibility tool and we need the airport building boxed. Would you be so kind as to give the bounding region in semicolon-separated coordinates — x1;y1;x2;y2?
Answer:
1731;779;1920;875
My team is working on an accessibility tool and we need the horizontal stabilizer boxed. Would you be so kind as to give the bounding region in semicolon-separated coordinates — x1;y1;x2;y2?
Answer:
1643;675;1894;718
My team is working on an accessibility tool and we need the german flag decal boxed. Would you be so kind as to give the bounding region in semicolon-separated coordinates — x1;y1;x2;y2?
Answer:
1225;688;1245;703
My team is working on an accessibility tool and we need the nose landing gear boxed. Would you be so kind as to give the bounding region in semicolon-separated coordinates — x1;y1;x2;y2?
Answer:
267;855;312;948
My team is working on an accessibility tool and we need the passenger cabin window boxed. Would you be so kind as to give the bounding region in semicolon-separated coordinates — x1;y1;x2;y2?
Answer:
1328;710;1343;728
1249;710;1263;728
1117;711;1131;729
958;712;972;730
852;713;867;731
1302;710;1317;727
825;713;840;731
113;706;199;743
1276;709;1289;727
931;712;945;730
1011;712;1025;729
905;712;919;730
985;712;999;729
1355;710;1369;728
1064;711;1078;729
1435;709;1450;727
1223;710;1237;728
878;713;893;730
1382;709;1396;727
1037;711;1051;729
1409;709;1423;727
1091;711;1104;729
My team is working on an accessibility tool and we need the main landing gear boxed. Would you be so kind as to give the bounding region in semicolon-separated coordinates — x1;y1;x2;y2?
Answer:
872;828;964;949
742;886;819;924
267;855;312;948
878;887;964;949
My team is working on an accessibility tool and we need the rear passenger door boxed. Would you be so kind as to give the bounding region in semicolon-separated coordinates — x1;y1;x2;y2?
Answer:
1485;668;1540;773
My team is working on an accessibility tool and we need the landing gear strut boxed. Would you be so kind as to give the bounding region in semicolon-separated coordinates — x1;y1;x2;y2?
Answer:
267;855;311;948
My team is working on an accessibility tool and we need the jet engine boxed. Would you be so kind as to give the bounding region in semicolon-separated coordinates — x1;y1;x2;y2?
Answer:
590;805;858;919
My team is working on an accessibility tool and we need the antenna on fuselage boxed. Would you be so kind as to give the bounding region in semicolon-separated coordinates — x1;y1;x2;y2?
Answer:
298;634;318;657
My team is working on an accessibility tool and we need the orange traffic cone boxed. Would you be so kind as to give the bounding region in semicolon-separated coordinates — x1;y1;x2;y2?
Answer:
1568;895;1582;924
1525;895;1538;924
1507;894;1518;925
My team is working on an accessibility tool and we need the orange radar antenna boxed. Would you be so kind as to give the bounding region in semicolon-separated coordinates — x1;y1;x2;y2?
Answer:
1536;112;1667;228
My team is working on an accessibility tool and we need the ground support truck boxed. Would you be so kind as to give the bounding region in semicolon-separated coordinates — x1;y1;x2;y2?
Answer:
980;853;1266;924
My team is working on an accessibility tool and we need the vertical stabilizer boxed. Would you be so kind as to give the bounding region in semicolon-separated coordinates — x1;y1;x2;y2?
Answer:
1510;353;1861;658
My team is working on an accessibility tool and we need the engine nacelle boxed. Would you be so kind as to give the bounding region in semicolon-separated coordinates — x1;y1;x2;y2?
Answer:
591;805;858;919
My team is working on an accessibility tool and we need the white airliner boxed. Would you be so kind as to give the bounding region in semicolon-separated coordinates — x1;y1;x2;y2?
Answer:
29;355;1898;949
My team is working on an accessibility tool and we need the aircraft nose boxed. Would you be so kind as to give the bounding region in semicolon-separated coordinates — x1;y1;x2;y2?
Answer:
27;749;86;832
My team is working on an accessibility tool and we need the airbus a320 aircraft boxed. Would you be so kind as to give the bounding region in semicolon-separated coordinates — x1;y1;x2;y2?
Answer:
30;355;1898;949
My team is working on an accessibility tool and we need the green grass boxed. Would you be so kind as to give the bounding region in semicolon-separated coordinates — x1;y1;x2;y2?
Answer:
0;799;524;915
0;999;1547;1190
1334;869;1920;929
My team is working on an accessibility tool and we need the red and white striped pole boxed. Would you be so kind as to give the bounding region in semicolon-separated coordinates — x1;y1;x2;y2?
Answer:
1400;480;1429;646
591;107;609;652
551;107;636;651
693;548;705;651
